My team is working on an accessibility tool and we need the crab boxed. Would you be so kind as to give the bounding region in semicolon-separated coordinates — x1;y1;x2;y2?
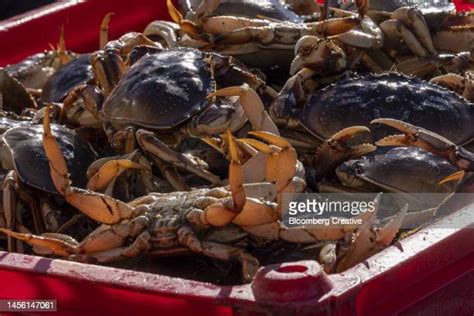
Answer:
1;106;397;281
331;146;458;194
370;118;474;218
0;116;97;252
341;0;473;53
291;0;473;78
81;45;281;190
177;0;308;23
35;54;103;128
0;109;281;281
40;14;166;129
303;124;457;226
2;26;74;91
167;0;363;77
270;72;474;151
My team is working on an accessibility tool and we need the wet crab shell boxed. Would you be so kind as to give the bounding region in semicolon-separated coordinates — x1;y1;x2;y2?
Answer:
41;54;93;103
1;124;96;194
336;147;459;193
180;0;303;23
103;48;215;130
342;0;454;13
300;73;474;145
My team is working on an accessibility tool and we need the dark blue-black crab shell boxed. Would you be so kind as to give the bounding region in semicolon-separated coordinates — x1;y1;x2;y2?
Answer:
300;73;474;144
2;124;96;194
338;147;458;193
41;54;93;102
103;48;214;129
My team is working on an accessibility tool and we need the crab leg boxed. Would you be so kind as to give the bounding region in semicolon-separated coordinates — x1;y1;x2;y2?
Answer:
247;131;297;193
92;33;158;95
0;214;150;259
390;7;437;56
336;203;408;272
87;159;150;191
61;84;104;125
291;36;348;75
204;17;359;45
430;73;474;102
56;25;72;64
226;131;246;212
167;0;358;44
143;21;181;48
2;170;18;252
0;228;76;257
150;156;189;191
43;106;135;224
207;84;280;135
372;118;474;172
336;15;383;50
178;225;259;282
202;132;283;228
380;19;429;57
100;12;114;49
86;151;153;194
136;129;221;186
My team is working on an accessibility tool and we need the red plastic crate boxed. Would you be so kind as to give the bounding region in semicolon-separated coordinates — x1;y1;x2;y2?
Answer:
0;0;170;66
0;1;474;315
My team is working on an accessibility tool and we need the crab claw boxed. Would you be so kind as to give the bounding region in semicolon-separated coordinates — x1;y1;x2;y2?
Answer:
291;36;348;75
313;126;376;179
439;170;466;185
371;118;474;171
207;84;280;135
166;0;209;42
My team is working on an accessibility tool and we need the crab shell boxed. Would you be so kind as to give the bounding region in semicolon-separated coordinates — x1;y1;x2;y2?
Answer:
179;0;304;23
41;54;94;103
0;124;96;194
5;50;76;90
104;48;214;130
297;73;474;145
0;70;36;114
336;147;459;194
343;0;455;14
103;48;252;138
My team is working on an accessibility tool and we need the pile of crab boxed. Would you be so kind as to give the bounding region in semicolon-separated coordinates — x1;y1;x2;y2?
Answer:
0;0;472;284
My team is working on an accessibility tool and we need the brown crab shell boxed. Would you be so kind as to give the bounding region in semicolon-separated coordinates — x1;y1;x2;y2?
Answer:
103;48;215;130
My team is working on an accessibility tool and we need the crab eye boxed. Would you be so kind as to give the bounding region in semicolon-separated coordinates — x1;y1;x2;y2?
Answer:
299;45;314;56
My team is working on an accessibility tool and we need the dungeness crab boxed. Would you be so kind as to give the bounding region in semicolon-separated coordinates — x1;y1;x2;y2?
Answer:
0;108;298;282
271;72;474;150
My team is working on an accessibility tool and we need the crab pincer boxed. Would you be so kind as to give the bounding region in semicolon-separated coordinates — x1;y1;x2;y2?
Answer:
371;118;474;172
312;126;377;179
